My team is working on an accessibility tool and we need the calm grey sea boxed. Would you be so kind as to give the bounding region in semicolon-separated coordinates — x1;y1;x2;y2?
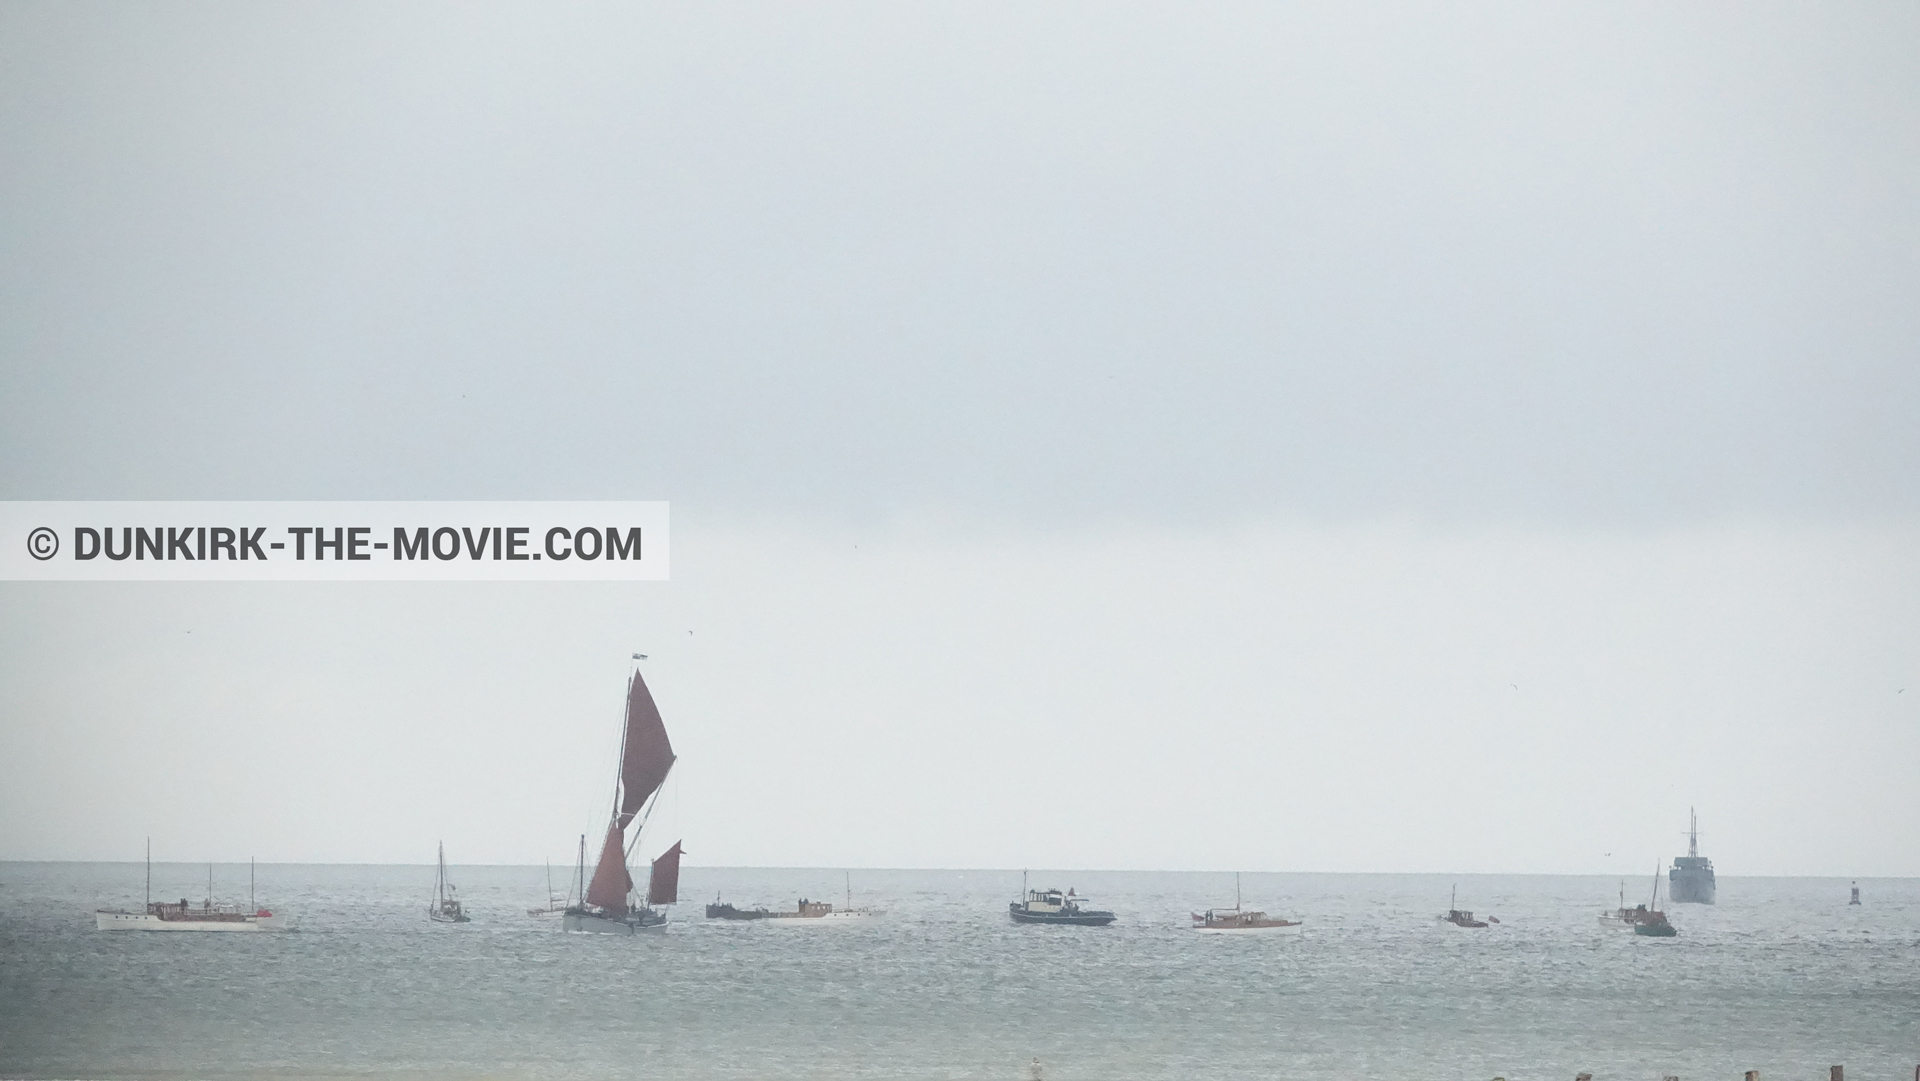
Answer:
0;864;1914;1081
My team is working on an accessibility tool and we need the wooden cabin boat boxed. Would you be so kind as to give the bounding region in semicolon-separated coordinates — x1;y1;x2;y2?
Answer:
1191;873;1303;934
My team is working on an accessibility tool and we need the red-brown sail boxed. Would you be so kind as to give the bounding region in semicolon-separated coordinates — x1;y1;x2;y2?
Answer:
616;671;676;828
584;824;632;913
647;841;683;906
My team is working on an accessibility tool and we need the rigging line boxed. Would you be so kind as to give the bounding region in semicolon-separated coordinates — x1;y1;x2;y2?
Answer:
623;762;674;862
607;670;636;826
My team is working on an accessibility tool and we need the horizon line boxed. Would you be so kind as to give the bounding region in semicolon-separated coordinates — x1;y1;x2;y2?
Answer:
2;859;1911;880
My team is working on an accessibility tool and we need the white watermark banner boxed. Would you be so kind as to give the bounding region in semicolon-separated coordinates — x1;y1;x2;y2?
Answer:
0;502;668;581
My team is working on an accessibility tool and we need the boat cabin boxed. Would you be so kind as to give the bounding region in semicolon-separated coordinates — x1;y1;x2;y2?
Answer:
1022;889;1071;913
145;899;257;923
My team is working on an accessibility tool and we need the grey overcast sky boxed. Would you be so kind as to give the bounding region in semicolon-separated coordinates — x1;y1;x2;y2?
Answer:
2;3;1916;873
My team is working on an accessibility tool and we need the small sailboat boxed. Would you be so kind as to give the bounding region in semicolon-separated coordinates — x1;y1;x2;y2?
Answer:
1633;863;1677;937
1440;884;1490;928
563;658;684;934
1191;873;1302;934
429;842;469;923
528;860;564;918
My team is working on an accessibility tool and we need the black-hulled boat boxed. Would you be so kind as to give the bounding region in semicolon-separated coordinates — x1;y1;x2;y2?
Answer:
706;897;772;920
1009;882;1115;926
1631;863;1677;937
1440;885;1491;927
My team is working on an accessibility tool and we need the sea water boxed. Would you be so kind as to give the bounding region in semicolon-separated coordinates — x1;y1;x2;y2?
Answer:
0;864;1914;1081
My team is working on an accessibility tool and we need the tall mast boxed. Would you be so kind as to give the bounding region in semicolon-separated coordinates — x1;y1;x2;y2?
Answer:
608;669;635;826
602;663;642;895
145;838;150;910
1688;807;1699;858
250;857;255;912
1236;872;1241;911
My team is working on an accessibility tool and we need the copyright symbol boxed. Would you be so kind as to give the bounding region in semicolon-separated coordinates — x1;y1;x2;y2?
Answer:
27;527;58;560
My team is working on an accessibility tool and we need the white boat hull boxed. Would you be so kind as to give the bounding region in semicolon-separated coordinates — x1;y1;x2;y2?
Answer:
96;910;288;932
1192;922;1303;935
766;910;884;925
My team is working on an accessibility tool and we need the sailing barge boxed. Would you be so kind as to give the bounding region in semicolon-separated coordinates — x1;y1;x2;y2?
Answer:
563;660;684;934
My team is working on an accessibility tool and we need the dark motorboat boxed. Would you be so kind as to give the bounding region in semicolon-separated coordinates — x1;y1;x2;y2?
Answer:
1631;863;1678;938
1009;882;1115;926
706;896;772;920
1440;885;1491;928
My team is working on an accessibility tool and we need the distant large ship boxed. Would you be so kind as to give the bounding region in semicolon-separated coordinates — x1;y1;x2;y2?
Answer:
1668;808;1716;905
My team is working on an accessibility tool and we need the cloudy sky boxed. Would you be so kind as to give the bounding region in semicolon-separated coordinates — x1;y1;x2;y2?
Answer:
2;2;1915;874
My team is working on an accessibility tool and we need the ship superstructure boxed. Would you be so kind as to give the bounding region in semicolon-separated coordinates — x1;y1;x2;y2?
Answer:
1667;808;1716;905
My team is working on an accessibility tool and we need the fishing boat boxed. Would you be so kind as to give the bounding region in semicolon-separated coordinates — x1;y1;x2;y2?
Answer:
1010;873;1115;926
528;861;564;918
562;658;684;935
429;841;469;923
1439;885;1491;928
1632;864;1677;937
1191;873;1302;934
764;873;885;924
96;845;287;932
